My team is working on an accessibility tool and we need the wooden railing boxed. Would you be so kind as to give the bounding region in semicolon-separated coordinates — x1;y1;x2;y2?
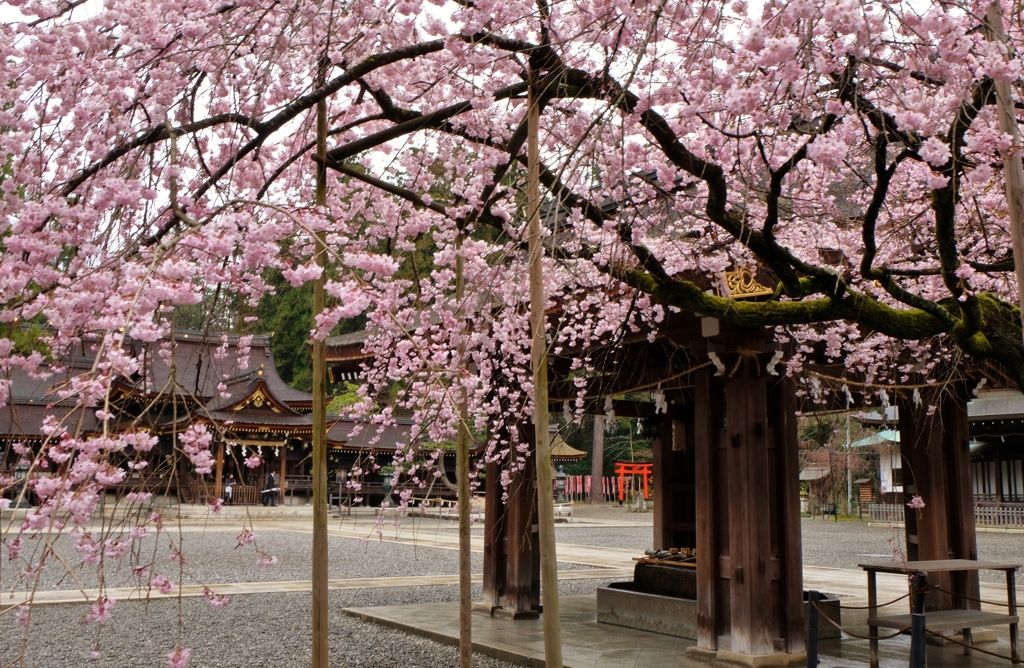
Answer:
233;484;257;505
190;478;212;505
189;479;257;505
869;502;1024;527
285;475;313;491
868;503;905;523
975;505;1024;527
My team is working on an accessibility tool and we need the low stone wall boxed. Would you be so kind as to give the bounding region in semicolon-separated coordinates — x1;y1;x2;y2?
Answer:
597;575;842;642
597;582;699;638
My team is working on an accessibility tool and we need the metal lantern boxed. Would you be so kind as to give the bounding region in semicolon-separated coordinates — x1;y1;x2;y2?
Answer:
642;415;661;439
555;465;568;503
12;459;30;509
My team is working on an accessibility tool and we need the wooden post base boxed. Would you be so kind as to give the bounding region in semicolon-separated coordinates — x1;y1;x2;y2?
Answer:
685;647;806;668
472;602;541;620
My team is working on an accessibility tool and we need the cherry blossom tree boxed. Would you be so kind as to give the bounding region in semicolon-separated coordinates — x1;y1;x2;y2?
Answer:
2;0;1024;664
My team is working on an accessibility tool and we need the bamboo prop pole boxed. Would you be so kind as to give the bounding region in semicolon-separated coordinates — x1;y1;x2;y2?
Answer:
987;1;1024;347
311;53;330;668
456;227;472;668
527;64;564;668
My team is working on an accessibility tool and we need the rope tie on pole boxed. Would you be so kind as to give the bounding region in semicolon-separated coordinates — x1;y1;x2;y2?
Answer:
727;347;762;377
809;601;910;640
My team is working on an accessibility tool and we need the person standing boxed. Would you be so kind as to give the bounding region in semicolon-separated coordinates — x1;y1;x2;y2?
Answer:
264;472;277;507
223;474;234;505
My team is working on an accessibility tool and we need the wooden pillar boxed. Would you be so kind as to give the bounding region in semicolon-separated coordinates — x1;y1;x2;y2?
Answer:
279;445;288;506
688;336;804;666
591;415;605;503
723;355;775;656
693;363;723;653
478;424;540;618
214;440;225;501
899;394;950;609
480;457;505;610
653;406;696;551
178;441;191;503
771;375;806;654
899;388;979;611
943;387;981;610
996;449;1004;504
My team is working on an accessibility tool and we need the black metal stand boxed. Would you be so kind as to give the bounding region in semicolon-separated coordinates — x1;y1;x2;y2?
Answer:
909;572;927;668
807;590;819;668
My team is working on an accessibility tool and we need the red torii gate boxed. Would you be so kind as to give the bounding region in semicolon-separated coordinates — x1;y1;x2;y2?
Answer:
614;461;652;501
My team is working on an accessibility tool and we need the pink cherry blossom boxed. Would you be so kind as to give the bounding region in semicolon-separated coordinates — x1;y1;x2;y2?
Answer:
203;587;232;608
166;647;191;668
919;137;952;167
82;597;115;625
8;538;23;561
150;575;176;595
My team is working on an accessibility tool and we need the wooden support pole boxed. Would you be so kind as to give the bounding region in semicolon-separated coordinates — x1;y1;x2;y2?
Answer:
455;213;472;668
310;51;330;668
527;64;562;668
987;1;1024;345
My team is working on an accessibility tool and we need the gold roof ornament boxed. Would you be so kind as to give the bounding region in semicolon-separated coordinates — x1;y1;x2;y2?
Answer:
234;387;282;412
721;266;774;299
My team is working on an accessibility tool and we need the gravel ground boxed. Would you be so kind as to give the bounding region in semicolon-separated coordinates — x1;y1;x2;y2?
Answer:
552;519;1024;586
0;579;615;668
1;529;585;594
554;526;650;550
800;518;1024;583
570;504;653;523
2;531;483;593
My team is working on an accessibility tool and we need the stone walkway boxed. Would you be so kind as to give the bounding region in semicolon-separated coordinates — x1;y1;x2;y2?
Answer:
17;568;630;607
347;594;1022;668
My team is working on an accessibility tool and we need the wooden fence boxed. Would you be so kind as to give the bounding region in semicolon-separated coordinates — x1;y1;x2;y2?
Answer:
975;505;1024;527
189;479;257;505
868;503;905;523
868;503;1024;527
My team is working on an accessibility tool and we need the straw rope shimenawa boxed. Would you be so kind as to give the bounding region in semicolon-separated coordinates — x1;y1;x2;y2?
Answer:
805;370;963;392
557;358;966;405
550;361;714;403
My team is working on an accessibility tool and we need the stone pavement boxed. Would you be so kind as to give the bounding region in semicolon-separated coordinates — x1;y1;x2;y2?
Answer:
346;595;1022;668
15;568;630;607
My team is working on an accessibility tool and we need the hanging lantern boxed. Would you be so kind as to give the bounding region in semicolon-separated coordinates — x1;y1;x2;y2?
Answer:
642;415;661;439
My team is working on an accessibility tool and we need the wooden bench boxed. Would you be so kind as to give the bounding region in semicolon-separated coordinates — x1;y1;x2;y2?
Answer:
860;559;1020;668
